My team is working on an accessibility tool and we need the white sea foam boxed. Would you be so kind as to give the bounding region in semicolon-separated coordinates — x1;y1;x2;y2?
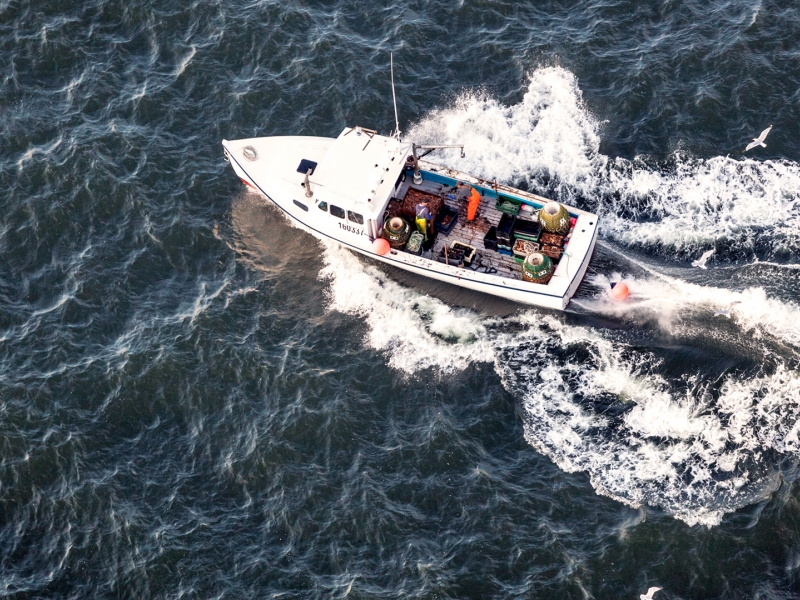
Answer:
599;155;800;254
319;242;494;373
406;67;601;194
318;66;800;526
490;313;800;526
581;273;800;349
319;236;800;525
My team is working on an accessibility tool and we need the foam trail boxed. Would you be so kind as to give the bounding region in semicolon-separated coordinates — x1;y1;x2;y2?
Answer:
581;242;800;350
494;314;800;526
599;155;800;256
580;272;800;350
317;66;800;526
319;242;494;373
319;238;800;526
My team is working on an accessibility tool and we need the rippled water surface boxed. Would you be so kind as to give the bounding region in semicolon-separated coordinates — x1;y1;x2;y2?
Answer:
3;0;800;598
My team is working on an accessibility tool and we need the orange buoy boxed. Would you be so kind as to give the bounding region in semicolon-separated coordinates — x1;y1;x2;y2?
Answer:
610;281;630;301
373;238;390;256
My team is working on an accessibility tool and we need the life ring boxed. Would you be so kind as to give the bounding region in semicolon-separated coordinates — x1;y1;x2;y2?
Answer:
538;201;570;235
522;252;554;284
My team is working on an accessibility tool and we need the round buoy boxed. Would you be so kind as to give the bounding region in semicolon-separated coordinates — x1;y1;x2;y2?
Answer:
610;281;630;301
382;217;411;248
373;238;390;255
538;201;571;235
521;253;554;284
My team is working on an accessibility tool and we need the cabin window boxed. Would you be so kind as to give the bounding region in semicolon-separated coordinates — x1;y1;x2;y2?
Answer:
347;211;364;225
318;201;328;211
293;200;309;211
330;205;345;219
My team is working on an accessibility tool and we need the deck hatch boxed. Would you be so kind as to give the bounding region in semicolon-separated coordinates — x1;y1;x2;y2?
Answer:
297;159;318;175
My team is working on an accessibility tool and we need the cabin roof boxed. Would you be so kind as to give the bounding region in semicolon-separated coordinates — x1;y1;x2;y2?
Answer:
313;128;409;214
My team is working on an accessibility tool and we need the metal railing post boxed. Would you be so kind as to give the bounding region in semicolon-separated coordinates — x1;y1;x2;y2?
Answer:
304;168;313;198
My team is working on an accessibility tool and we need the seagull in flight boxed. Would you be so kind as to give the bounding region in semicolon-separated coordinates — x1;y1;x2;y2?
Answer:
691;248;715;269
640;587;662;600
714;301;741;317
745;125;772;151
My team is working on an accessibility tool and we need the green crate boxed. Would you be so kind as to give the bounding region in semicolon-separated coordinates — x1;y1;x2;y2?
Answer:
495;195;521;215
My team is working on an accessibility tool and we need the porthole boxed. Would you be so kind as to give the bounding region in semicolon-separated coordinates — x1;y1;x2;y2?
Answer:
293;199;309;211
330;205;345;219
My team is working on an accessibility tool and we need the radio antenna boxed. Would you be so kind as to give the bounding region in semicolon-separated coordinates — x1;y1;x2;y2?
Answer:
390;52;400;139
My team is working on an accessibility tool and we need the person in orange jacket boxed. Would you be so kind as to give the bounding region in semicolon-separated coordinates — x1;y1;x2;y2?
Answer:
456;181;481;221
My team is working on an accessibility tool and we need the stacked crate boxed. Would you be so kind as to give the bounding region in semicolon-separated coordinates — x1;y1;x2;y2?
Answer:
539;233;565;261
511;218;542;263
496;214;515;256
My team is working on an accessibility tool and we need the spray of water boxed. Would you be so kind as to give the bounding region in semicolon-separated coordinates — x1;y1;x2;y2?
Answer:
318;67;800;526
319;241;495;373
320;237;800;526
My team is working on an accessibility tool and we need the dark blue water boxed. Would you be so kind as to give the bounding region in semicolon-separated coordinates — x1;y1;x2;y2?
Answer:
3;0;800;597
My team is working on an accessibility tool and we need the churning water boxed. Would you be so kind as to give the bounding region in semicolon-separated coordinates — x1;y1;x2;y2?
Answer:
3;0;800;597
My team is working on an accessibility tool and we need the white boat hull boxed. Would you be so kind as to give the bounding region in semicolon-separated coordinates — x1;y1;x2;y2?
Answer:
222;131;599;310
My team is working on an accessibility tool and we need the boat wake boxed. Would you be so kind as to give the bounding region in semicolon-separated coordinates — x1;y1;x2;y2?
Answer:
319;66;800;526
321;240;800;527
319;242;496;373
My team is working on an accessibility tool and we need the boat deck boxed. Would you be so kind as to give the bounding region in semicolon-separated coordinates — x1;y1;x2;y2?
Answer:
394;178;542;280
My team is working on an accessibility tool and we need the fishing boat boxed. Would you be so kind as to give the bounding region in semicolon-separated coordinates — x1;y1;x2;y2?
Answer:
221;124;598;310
222;57;597;310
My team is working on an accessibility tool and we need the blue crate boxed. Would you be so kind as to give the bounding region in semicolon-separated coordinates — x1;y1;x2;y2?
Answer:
435;205;459;236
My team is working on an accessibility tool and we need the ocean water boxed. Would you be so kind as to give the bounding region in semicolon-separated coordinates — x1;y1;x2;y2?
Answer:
2;0;800;597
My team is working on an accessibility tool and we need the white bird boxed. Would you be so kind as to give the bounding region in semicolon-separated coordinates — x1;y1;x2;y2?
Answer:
640;587;662;600
714;301;741;317
691;248;715;269
745;125;772;151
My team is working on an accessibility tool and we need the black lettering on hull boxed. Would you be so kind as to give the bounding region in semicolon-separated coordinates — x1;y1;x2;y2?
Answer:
338;222;365;235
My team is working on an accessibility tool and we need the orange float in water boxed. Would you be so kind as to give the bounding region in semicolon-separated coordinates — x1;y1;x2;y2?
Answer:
373;238;390;255
610;281;630;301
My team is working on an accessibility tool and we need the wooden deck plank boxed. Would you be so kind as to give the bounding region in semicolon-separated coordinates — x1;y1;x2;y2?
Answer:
392;179;553;281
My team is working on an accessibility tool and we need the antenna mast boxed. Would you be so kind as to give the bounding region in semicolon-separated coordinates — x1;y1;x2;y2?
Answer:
390;52;400;139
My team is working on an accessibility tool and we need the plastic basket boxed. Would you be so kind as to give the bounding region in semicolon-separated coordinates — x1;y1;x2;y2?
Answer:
451;242;476;266
483;226;498;251
435;205;459;236
495;195;522;215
